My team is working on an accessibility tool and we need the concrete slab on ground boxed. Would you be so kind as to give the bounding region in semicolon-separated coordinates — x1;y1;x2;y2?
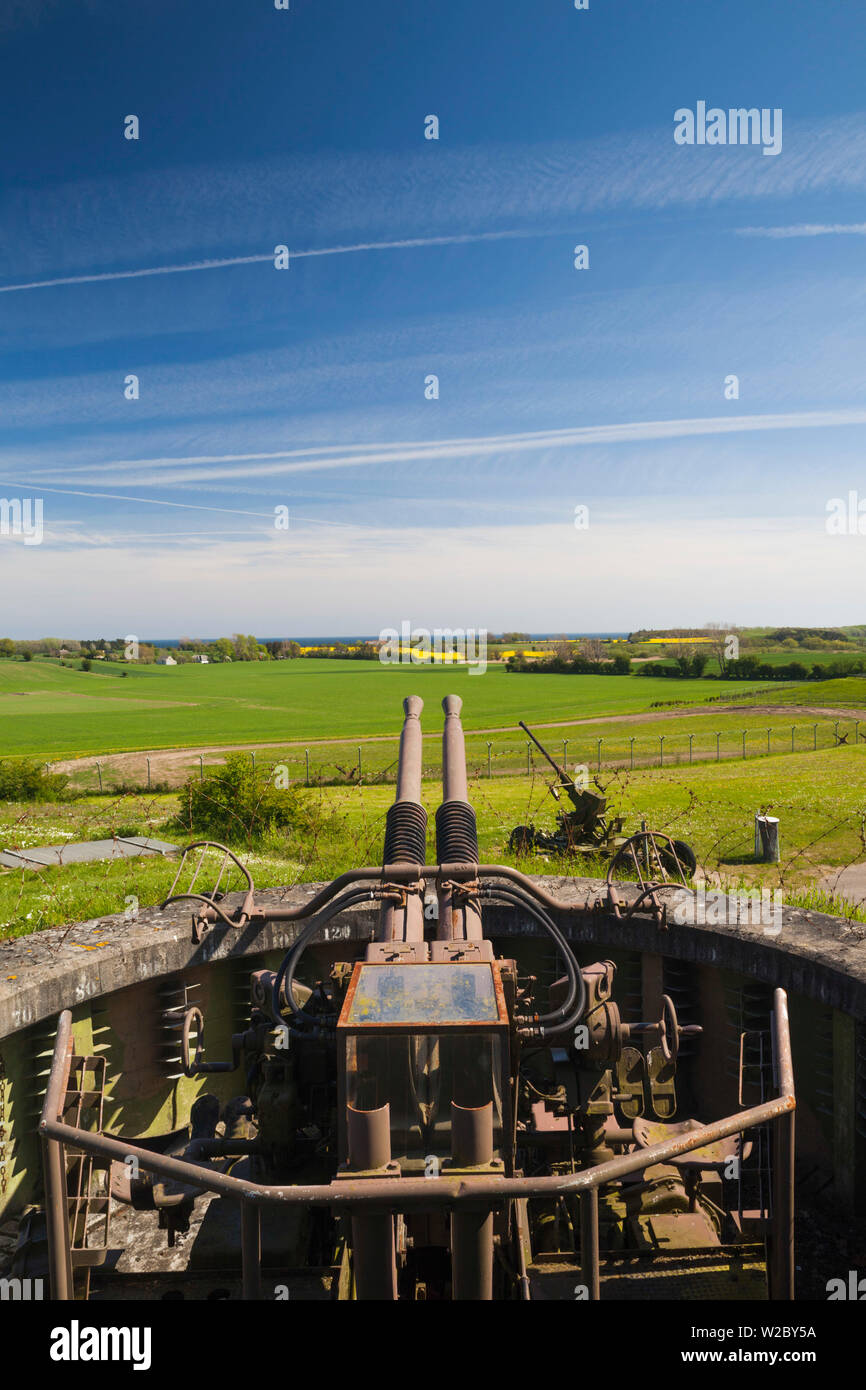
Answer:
0;835;180;870
821;863;866;909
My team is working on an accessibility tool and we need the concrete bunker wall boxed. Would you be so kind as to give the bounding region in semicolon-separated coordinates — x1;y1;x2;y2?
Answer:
0;877;864;1217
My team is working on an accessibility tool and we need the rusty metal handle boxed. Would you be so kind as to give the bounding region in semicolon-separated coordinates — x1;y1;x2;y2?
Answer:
181;1007;205;1076
161;840;254;922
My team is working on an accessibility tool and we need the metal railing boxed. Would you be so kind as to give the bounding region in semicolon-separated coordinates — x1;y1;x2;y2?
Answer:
39;989;795;1302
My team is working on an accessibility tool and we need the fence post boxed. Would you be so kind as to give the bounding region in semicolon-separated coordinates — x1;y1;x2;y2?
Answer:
715;732;721;762
766;728;771;755
742;730;746;760
199;754;204;781
790;727;795;753
658;735;664;768
856;720;861;745
688;734;694;764
597;738;602;773
526;743;531;776
251;751;256;772
834;721;839;746
146;757;151;790
563;739;568;769
96;761;102;792
305;749;310;786
813;724;818;750
629;737;634;770
755;814;781;864
487;742;492;778
358;747;362;781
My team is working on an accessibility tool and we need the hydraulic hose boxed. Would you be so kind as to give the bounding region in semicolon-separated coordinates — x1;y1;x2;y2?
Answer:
271;886;382;1031
480;882;586;1033
481;882;580;1021
268;874;585;1039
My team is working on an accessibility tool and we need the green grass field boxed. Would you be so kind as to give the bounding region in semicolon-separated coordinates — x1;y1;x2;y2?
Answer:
741;675;866;707
734;650;862;666
3;658;866;941
0;656;798;758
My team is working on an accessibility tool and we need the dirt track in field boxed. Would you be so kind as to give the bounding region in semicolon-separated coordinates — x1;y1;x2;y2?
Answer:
52;702;866;784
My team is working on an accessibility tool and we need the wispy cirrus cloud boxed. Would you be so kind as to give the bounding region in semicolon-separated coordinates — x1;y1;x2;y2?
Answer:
23;408;866;488
5;114;866;289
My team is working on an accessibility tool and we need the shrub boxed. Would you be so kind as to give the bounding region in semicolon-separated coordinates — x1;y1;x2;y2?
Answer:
0;758;69;803
93;822;143;840
172;753;314;847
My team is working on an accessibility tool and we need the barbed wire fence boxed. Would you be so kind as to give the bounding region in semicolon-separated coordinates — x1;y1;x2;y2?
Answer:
22;710;866;795
481;758;866;930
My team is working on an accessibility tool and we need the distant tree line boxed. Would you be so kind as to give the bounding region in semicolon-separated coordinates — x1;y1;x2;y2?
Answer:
757;626;863;650
721;654;866;682
638;654;866;681
636;654;709;678
507;653;632;676
0;634;381;665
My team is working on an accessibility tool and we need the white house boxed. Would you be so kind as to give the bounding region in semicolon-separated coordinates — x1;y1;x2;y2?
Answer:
191;654;209;664
156;655;177;666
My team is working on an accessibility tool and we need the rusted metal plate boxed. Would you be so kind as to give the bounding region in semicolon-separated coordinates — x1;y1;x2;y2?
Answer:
341;962;504;1027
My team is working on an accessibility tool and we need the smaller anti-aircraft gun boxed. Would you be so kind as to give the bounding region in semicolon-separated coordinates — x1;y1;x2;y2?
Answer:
508;720;697;875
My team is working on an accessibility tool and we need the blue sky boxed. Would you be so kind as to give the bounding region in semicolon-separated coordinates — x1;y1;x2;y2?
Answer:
1;0;865;636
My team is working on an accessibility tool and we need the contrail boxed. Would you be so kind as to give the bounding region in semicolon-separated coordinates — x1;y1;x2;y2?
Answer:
0;229;548;295
0;483;275;516
30;408;866;490
0;480;358;528
737;222;866;238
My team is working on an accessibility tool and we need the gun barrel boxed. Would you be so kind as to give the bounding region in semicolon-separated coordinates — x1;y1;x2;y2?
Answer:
396;694;424;802
519;720;571;783
379;696;427;944
442;694;469;803
436;695;483;942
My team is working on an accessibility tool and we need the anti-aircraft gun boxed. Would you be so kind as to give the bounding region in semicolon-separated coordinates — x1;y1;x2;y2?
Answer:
39;695;794;1302
509;720;697;876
